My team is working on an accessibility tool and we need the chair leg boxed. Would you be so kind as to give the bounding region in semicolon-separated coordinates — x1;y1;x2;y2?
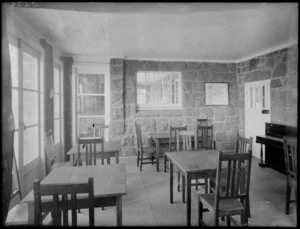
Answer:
140;150;143;172
196;179;198;190
164;155;168;173
226;216;231;226
285;183;291;214
177;171;181;192
214;212;219;226
137;150;140;167
151;153;154;165
247;195;251;218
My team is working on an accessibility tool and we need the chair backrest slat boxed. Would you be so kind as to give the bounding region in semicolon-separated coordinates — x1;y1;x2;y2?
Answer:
34;177;94;226
196;118;208;127
215;151;252;209
78;137;103;166
169;125;188;152
234;135;253;154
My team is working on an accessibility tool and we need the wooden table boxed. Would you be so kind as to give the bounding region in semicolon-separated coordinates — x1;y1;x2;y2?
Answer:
67;140;122;166
21;164;127;226
148;132;170;172
166;150;218;226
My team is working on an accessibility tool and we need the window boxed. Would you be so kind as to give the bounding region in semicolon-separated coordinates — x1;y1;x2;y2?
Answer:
53;64;64;147
136;71;182;109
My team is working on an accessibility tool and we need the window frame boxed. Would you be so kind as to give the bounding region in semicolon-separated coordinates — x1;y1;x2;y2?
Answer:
136;71;183;110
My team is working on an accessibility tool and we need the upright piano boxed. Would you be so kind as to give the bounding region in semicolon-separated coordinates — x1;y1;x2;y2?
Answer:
256;122;297;174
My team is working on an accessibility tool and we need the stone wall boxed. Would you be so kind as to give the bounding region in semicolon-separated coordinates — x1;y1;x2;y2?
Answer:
236;44;298;136
110;59;240;154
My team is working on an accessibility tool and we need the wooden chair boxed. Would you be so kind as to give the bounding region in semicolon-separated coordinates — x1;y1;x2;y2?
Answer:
283;137;297;215
195;125;216;150
45;130;70;175
164;125;188;172
198;151;252;226
33;177;94;226
209;135;253;218
135;122;156;171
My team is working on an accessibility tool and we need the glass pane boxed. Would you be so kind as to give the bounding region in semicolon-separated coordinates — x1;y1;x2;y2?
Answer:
11;155;19;195
78;117;105;138
9;44;19;88
54;119;60;144
14;131;19;168
54;94;60;119
249;87;253;108
23;126;39;165
78;74;104;94
12;88;19;129
23;91;38;126
77;95;105;116
262;86;265;108
23;51;38;90
54;67;60;93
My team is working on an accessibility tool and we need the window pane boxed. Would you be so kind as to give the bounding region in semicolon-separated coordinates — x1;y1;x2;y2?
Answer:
11;156;19;195
23;51;38;90
54;119;60;144
77;95;105;116
12;88;19;129
54;67;60;93
23;126;39;165
23;91;38;126
54;94;60;119
14;131;19;168
9;44;19;88
78;74;104;94
78;117;105;138
137;71;181;106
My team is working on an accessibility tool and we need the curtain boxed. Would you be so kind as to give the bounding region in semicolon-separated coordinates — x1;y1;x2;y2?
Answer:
2;4;15;222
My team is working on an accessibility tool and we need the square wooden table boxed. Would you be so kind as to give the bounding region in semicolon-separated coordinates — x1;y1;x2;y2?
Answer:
67;140;122;166
166;150;218;226
21;164;127;226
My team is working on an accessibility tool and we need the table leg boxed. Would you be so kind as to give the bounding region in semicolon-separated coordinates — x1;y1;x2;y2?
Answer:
170;159;173;204
27;203;34;224
116;196;122;226
186;173;191;226
182;174;186;203
156;139;160;172
259;143;266;167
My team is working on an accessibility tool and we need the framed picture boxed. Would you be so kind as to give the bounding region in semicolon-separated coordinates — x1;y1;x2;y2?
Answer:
205;82;229;105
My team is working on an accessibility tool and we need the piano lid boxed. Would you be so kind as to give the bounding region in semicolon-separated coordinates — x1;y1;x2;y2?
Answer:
265;122;297;139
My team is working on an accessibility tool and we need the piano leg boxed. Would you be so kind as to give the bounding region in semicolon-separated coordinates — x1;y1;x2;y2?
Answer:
259;143;266;167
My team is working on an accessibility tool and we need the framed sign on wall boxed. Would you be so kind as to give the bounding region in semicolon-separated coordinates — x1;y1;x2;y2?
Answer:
205;82;229;105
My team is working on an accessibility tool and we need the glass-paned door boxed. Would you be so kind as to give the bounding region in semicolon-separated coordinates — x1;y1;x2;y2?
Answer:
77;73;105;137
8;38;42;197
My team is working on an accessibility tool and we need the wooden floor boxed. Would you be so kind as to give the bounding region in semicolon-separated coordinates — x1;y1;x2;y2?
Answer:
6;156;297;226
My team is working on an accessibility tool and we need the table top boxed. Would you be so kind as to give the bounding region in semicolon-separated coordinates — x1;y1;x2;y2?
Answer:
67;140;122;155
166;150;219;173
148;132;169;139
21;164;127;203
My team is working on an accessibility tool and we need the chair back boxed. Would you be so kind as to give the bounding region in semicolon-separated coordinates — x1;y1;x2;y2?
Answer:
169;125;188;152
44;130;56;175
77;137;103;166
196;125;214;149
33;177;94;226
283;137;297;184
197;118;208;127
135;122;144;153
234;135;253;154
92;123;109;139
215;151;252;211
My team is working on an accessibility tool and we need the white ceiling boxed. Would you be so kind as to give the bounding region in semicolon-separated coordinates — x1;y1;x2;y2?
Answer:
7;2;298;62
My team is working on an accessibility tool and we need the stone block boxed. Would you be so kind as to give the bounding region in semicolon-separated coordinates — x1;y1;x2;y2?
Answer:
271;79;283;88
111;79;123;91
249;58;260;71
183;93;196;107
157;61;173;71
110;121;125;135
142;119;156;132
159;109;183;117
187;62;203;70
183;108;197;117
287;60;298;74
110;58;123;65
111;107;124;120
110;64;123;76
245;69;271;82
156;118;169;132
125;121;135;134
136;110;159;117
226;105;236;116
272;62;287;78
208;63;230;72
202;107;214;117
169;118;184;127
111;92;123;105
125;75;135;89
213;122;226;131
264;57;275;68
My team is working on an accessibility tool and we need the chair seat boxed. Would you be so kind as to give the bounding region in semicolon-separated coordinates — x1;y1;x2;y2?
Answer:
199;193;245;216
